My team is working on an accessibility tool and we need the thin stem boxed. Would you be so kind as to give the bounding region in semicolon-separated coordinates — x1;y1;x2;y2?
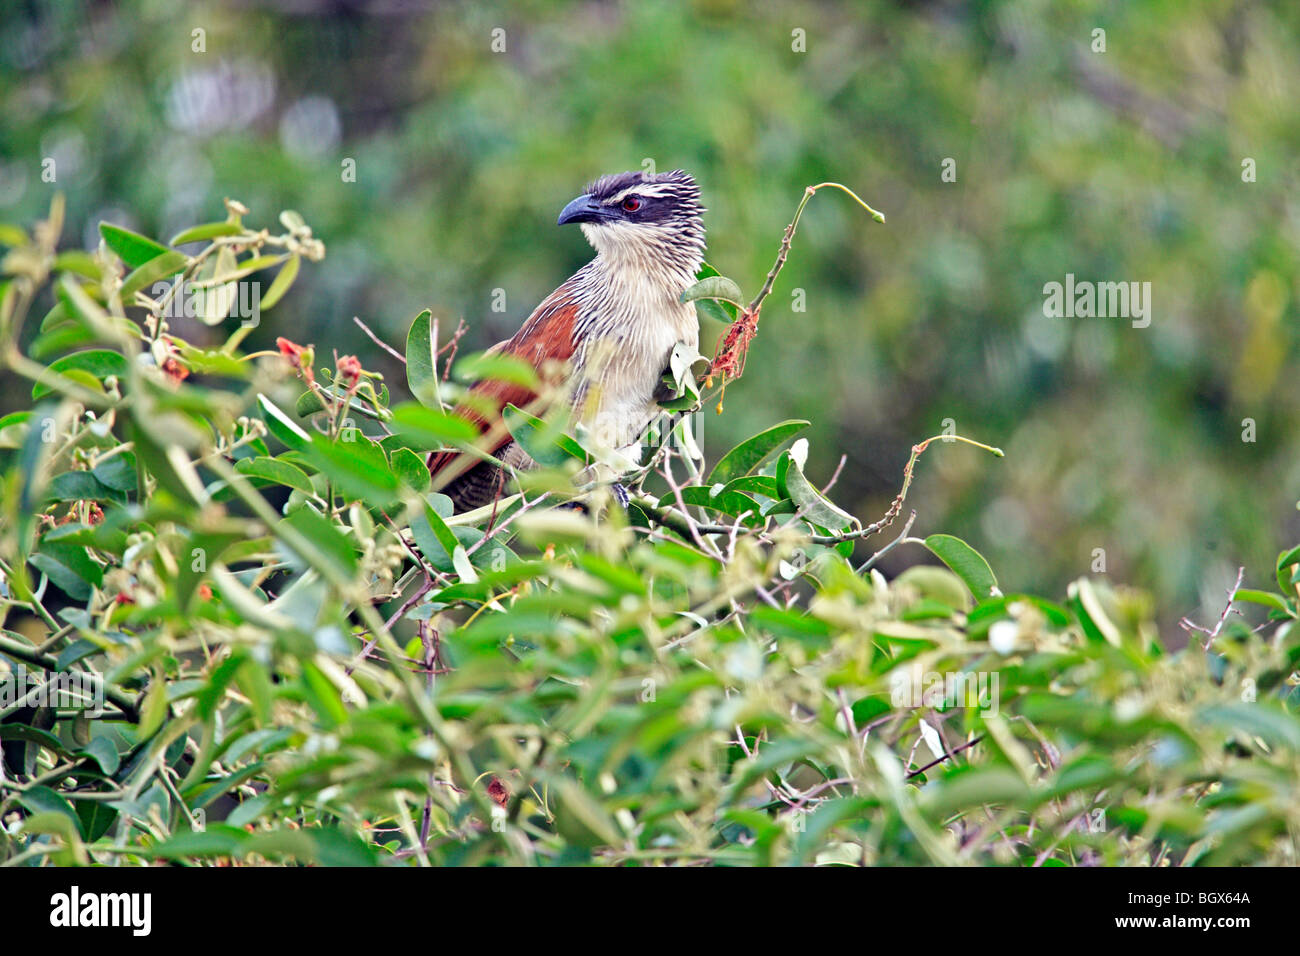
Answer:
354;315;406;364
906;735;984;779
746;182;886;316
857;510;919;574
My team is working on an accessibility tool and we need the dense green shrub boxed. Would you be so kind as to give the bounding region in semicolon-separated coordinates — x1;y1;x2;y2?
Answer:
10;1;1298;619
0;198;1297;866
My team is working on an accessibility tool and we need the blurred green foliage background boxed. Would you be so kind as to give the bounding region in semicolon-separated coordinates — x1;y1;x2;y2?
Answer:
3;0;1297;630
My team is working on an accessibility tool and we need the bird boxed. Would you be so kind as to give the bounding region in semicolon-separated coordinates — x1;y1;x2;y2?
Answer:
427;169;706;511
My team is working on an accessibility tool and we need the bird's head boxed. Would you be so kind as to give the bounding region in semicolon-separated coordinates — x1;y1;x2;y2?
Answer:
557;169;705;276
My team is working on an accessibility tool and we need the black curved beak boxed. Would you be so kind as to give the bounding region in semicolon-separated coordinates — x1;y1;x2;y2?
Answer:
557;193;611;226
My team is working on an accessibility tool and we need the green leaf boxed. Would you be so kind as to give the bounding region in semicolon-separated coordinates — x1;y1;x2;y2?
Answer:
99;222;171;269
389;401;479;446
1068;578;1122;646
150;826;245;859
1276;546;1300;592
784;454;858;532
658;486;762;524
32;349;128;400
405;309;442;408
503;403;585;468
193;246;240;324
196;651;248;720
121;250;188;301
851;696;891;726
171;340;247;377
693;297;735;327
53;639;103;673
919;767;1030;818
453;351;539;389
92;451;138;492
235;456;315;495
301;660;347;726
749;604;833;646
46;470;123;502
923;534;999;601
550;777;622;848
416;500;459;557
169;221;244;245
0;223;28;247
894;565;973;612
230;253;285;276
125;415;205;506
692;262;739;323
0;724;70;759
58;275;118;340
39;298;70;332
410;506;497;573
1233;588;1293;616
17;403;59;533
259;253;300;312
680;274;745;307
18;811;87;863
75;800;119;841
391;446;431;493
280;506;358;580
18;786;82;833
296;389;326;416
0;410;29;450
30;322;96;361
78;737;121;776
306;826;379;867
1199;703;1300;750
32;539;104;598
137;672;170;740
233;669;276;729
53;250;101;279
258;393;311;451
708;420;809;485
721;475;780;499
175;531;241;611
307;431;400;505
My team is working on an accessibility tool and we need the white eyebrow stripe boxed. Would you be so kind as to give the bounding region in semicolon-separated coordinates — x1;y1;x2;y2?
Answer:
603;183;673;205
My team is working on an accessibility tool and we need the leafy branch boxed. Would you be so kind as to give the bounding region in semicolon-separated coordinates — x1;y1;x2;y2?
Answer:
681;182;886;411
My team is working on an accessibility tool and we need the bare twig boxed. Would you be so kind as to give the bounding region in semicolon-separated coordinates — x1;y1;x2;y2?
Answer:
906;734;984;779
440;318;467;381
347;575;434;675
658;454;723;560
1179;566;1245;650
467;490;550;555
353;315;406;364
631;432;999;551
856;510;918;575
820;454;847;495
706;183;885;403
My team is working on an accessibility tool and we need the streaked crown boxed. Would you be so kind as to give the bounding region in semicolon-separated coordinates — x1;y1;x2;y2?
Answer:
559;169;706;275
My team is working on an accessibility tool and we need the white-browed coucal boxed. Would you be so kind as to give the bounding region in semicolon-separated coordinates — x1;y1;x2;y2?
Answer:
427;169;705;509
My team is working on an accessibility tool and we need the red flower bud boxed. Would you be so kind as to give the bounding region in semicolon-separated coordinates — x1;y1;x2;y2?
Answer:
337;354;362;387
161;356;190;385
276;337;315;385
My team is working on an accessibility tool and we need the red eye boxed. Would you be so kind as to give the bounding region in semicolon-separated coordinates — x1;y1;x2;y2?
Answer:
622;196;642;212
